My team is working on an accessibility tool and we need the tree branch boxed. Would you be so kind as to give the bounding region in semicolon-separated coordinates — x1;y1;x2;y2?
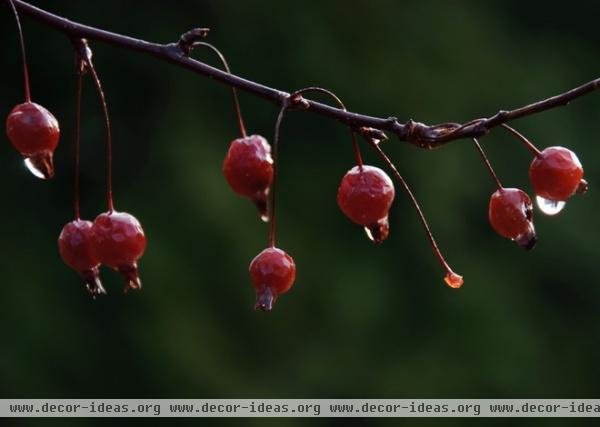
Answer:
4;0;600;148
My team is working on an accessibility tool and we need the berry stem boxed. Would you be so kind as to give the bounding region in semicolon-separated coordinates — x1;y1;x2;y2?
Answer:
472;138;503;190
268;105;287;247
268;87;365;246
81;44;115;212
369;140;457;277
73;68;84;220
8;0;31;102
193;42;247;137
501;124;542;157
291;87;363;167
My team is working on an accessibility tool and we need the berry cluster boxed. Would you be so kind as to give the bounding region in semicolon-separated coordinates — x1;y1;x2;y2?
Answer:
3;2;589;312
4;4;146;297
57;45;147;295
58;211;147;296
481;125;586;250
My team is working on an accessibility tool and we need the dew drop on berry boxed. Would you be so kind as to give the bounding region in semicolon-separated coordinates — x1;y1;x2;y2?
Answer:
444;271;464;289
536;195;566;215
363;216;389;243
24;158;46;179
24;152;55;179
258;211;269;223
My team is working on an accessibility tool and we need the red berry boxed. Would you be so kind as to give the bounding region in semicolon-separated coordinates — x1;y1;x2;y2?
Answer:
6;102;60;179
489;188;536;250
337;165;395;242
92;211;147;292
529;146;584;201
223;135;273;221
249;247;296;311
58;219;105;296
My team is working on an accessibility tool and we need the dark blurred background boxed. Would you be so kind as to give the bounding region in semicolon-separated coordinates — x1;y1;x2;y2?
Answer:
0;1;599;425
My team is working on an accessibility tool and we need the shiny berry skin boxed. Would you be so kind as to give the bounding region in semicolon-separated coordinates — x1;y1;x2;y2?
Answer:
6;102;60;179
249;247;296;311
58;220;105;296
337;165;395;230
223;135;273;220
529;146;584;201
489;188;536;250
92;211;147;292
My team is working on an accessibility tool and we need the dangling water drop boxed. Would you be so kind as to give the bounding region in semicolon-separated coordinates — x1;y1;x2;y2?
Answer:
24;157;46;179
23;151;54;179
444;271;464;289
536;195;566;215
364;216;389;243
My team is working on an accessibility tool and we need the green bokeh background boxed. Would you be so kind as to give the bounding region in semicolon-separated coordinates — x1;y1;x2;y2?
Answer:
1;0;599;425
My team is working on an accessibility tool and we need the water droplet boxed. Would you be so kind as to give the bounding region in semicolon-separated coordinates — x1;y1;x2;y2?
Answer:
444;271;463;289
24;157;47;179
536;196;566;215
364;216;389;243
23;151;54;179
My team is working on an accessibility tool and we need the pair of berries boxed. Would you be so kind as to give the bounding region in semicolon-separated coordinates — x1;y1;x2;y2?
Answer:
6;102;60;179
222;134;297;310
488;146;586;248
58;211;147;296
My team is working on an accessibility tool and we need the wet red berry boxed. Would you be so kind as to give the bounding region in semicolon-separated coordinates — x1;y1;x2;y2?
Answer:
489;188;536;250
92;211;147;292
337;165;395;242
223;135;273;221
529;146;584;201
6;102;60;179
58;220;105;296
249;247;296;311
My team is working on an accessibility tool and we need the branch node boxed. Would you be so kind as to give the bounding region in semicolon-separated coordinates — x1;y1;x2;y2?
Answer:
357;126;388;143
288;93;310;110
404;119;435;148
71;38;92;74
178;27;210;56
487;109;509;126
